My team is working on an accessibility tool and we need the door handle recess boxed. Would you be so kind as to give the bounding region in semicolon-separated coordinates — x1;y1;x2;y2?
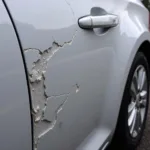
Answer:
78;14;119;29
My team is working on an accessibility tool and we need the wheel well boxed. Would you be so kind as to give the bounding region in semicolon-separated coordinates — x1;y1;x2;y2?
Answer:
139;41;150;67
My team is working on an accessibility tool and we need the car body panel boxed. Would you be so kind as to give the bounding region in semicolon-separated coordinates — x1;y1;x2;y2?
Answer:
4;0;150;150
0;1;32;150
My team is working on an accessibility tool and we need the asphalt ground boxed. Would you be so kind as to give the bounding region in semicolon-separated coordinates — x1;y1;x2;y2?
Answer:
137;102;150;150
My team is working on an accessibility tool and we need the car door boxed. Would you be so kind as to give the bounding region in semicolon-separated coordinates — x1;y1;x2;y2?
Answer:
4;0;120;149
0;1;32;150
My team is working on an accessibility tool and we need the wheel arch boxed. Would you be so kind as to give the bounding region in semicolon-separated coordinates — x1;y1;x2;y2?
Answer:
139;40;150;69
114;34;150;128
100;31;150;142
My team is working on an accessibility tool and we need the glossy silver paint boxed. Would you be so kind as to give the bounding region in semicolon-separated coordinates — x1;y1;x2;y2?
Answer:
0;1;32;150
3;0;150;150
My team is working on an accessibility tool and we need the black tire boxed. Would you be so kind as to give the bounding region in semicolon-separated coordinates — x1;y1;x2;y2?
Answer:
108;52;150;150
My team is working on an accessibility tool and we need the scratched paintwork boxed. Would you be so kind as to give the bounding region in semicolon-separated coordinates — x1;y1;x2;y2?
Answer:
25;31;78;148
4;0;150;150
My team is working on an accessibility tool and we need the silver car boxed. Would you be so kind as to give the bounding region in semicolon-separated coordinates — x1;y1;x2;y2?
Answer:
0;0;150;150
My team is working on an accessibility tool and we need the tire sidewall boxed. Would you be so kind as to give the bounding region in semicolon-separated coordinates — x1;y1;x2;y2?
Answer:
124;52;149;149
113;52;150;150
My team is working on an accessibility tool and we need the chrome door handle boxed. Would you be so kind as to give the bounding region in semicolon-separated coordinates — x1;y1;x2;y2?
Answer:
78;14;119;29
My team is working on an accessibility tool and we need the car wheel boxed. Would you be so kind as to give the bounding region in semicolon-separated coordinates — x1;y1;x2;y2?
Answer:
108;52;150;150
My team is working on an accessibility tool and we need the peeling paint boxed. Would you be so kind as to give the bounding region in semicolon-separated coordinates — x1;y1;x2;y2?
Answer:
38;94;70;139
21;1;78;149
24;29;77;150
33;85;79;150
75;83;80;93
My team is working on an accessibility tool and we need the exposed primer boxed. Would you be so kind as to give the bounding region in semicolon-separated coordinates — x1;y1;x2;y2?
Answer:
33;92;70;150
24;2;77;149
33;84;79;150
25;30;77;119
75;83;80;93
38;94;70;139
24;30;77;150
